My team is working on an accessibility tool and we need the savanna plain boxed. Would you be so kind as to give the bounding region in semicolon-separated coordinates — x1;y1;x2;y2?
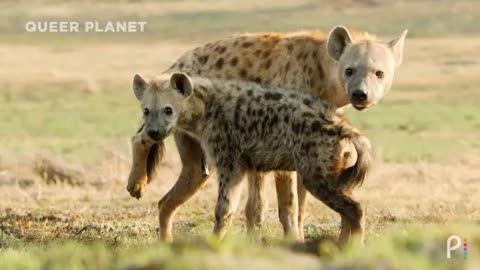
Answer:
0;0;479;269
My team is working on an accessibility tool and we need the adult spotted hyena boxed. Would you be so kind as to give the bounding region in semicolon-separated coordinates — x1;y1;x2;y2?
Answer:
132;72;372;244
126;26;407;242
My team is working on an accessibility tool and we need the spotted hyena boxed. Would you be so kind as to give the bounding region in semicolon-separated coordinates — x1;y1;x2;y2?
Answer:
126;26;407;241
132;72;372;244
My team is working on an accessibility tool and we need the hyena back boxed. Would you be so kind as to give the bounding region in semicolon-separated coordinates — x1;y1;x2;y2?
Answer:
168;26;407;109
132;72;372;244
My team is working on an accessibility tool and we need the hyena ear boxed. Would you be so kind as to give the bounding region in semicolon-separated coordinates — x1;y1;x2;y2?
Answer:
170;72;193;97
388;30;408;67
133;73;148;101
327;25;353;61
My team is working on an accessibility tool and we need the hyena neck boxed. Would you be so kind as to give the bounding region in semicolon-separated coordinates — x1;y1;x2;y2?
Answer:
327;78;350;109
284;38;349;109
321;56;350;109
175;81;212;137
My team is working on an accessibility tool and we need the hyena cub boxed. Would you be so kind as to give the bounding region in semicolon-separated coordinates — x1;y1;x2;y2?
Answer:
131;72;372;244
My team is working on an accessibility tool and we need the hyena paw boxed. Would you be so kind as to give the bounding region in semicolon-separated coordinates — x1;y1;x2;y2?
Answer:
126;181;147;199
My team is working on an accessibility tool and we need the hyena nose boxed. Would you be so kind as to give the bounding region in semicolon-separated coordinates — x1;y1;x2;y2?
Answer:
147;130;162;141
352;90;368;102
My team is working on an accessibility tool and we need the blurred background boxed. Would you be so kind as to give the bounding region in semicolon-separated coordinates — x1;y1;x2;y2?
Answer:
0;1;479;269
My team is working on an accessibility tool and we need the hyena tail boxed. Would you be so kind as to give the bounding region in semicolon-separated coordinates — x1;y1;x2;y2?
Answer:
136;123;165;183
337;127;373;191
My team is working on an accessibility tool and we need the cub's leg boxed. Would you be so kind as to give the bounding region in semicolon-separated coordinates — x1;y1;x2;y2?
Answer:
126;131;154;199
158;131;210;242
297;176;352;243
338;214;352;245
213;166;245;240
274;171;300;240
302;172;364;246
336;137;358;243
296;175;307;241
245;171;267;239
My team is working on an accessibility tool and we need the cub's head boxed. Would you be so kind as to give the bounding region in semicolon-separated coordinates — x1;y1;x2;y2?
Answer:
327;26;407;110
132;72;194;141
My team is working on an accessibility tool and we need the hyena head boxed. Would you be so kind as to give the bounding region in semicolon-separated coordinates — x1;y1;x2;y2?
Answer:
132;73;193;141
327;26;408;110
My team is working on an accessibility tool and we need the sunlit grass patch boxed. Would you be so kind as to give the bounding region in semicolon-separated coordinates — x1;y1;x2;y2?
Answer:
346;100;480;161
2;80;479;163
0;224;478;270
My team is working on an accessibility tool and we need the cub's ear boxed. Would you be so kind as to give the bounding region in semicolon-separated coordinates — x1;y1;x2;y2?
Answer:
388;30;408;67
170;72;194;97
327;25;353;61
133;73;148;101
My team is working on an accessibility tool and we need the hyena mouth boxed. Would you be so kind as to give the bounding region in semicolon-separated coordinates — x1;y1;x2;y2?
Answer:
352;104;367;111
147;129;172;142
352;101;375;111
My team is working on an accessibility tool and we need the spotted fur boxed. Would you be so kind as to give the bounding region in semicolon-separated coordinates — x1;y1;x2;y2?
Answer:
127;25;405;242
133;73;372;243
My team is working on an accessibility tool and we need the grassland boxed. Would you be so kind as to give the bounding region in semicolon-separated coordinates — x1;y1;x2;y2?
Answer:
0;0;479;269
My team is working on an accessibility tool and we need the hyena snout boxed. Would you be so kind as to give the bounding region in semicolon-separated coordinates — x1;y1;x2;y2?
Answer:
351;89;368;102
147;129;163;141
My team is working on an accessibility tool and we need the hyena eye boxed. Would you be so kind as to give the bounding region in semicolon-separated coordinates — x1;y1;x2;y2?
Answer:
345;68;354;77
375;70;384;79
164;106;173;116
143;108;150;116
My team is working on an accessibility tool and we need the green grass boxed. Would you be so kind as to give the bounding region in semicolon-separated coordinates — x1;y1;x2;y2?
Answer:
346;100;480;161
1;81;479;163
0;81;141;162
0;224;478;270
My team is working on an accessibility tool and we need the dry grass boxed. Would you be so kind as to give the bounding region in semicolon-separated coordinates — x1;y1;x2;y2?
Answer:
1;148;479;269
1;147;479;241
1;37;479;90
33;155;85;186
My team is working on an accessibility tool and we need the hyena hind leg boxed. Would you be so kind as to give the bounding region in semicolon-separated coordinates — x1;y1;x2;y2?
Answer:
297;175;352;244
274;171;300;241
245;171;267;240
302;175;365;246
214;166;245;240
297;175;307;242
338;214;353;246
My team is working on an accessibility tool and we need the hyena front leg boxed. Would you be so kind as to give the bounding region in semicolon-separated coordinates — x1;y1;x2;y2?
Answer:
302;172;365;246
158;132;210;242
245;171;267;240
274;171;300;240
126;131;154;199
213;166;245;240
